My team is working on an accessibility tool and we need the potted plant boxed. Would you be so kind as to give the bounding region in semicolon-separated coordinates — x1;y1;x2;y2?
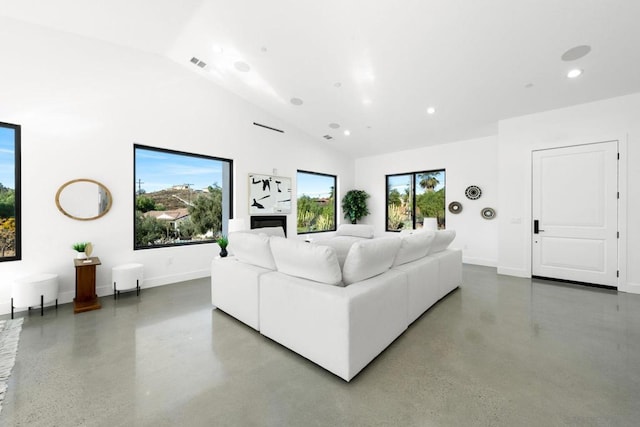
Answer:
341;190;370;224
216;235;229;258
72;242;91;259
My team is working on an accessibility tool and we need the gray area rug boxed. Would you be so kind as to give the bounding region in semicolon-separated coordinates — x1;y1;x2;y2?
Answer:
0;318;23;414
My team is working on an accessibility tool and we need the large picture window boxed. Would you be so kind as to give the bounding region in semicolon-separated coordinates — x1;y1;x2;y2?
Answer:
134;145;232;249
386;169;445;231
0;122;20;261
297;170;336;234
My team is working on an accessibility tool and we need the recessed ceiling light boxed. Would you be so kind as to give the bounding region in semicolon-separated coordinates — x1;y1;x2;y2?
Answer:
334;82;342;88
261;46;268;52
329;123;340;129
525;83;534;89
362;98;372;105
290;97;304;106
234;61;251;72
567;68;583;79
427;107;436;115
344;130;351;136
561;45;591;61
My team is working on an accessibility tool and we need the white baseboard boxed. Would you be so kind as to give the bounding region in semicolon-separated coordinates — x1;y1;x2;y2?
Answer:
95;268;211;296
462;257;497;267
618;281;640;294
0;269;212;316
497;267;530;278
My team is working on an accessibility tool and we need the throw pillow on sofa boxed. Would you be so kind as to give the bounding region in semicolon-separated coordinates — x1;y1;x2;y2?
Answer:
429;230;456;254
342;237;402;285
229;232;277;270
270;236;343;286
393;231;436;267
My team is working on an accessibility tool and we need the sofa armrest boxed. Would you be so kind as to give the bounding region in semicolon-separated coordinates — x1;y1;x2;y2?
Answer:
259;270;408;381
211;256;272;331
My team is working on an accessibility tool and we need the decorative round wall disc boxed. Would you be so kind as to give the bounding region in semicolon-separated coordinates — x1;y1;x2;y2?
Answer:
465;185;482;200
448;201;463;214
481;207;496;220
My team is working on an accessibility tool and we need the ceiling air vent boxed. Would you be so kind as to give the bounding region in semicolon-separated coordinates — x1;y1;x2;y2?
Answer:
323;135;333;140
190;56;207;69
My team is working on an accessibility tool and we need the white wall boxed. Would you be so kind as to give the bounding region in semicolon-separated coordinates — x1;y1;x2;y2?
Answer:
497;92;640;293
354;136;499;266
0;18;354;314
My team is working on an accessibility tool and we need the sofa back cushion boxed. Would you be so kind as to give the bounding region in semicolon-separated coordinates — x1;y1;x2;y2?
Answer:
429;230;457;254
342;237;402;285
270;236;343;286
335;224;374;239
393;231;436;266
229;232;277;270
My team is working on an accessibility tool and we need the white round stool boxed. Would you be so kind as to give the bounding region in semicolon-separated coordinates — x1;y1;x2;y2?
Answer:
112;263;143;299
11;273;59;319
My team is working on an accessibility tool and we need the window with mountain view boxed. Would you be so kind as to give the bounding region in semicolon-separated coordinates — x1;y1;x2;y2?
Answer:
297;170;336;234
0;122;21;261
134;145;232;249
386;169;445;231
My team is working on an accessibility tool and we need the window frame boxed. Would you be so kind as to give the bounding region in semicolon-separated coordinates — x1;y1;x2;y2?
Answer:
0;121;21;262
296;169;337;234
385;168;446;232
133;144;233;250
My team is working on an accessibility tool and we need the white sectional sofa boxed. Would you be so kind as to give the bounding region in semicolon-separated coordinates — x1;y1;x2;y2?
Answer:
211;225;461;381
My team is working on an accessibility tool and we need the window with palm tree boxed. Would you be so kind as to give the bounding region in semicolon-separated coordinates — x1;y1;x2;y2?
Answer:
386;169;445;231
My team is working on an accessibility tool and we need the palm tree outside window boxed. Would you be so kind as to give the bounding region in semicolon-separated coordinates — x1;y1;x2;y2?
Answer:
386;169;445;231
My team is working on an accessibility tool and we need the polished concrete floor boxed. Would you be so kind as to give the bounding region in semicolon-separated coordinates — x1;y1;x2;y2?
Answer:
2;264;640;426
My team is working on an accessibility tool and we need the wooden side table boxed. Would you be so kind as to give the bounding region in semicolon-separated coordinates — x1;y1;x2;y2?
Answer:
74;257;102;314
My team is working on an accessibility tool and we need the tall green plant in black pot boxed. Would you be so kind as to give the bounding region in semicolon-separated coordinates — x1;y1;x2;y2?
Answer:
341;190;370;224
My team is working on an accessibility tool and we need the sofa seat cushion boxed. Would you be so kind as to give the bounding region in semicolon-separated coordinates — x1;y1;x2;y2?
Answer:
229;231;277;270
270;236;343;286
429;230;457;254
393;231;436;267
342;237;402;285
243;226;285;237
335;224;374;239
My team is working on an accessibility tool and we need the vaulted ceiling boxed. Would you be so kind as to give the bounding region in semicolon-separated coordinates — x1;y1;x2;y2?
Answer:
3;0;640;156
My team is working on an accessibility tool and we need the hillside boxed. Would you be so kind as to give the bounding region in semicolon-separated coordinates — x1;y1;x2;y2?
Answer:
144;188;204;211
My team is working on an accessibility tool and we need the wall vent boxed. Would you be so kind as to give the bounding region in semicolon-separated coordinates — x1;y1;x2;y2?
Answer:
253;122;284;133
323;134;333;140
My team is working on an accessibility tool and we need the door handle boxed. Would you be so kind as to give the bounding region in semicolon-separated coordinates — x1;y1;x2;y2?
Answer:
534;220;545;234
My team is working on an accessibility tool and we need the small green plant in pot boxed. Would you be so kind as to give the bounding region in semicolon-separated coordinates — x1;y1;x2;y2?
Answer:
72;242;91;259
341;190;370;224
216;235;229;258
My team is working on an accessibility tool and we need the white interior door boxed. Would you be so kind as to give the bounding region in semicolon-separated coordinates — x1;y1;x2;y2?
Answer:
532;141;618;287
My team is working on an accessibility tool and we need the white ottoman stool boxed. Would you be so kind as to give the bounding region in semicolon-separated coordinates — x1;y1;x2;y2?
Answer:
112;263;143;299
11;273;59;319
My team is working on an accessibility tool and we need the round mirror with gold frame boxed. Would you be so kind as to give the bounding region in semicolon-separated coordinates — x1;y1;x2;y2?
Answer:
55;179;113;221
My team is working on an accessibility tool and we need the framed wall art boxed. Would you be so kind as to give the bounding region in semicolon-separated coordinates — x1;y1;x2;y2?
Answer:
248;173;292;214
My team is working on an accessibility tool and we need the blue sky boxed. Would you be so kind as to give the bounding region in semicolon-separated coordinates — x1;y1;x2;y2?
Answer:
297;172;334;198
135;148;224;193
0;127;16;189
